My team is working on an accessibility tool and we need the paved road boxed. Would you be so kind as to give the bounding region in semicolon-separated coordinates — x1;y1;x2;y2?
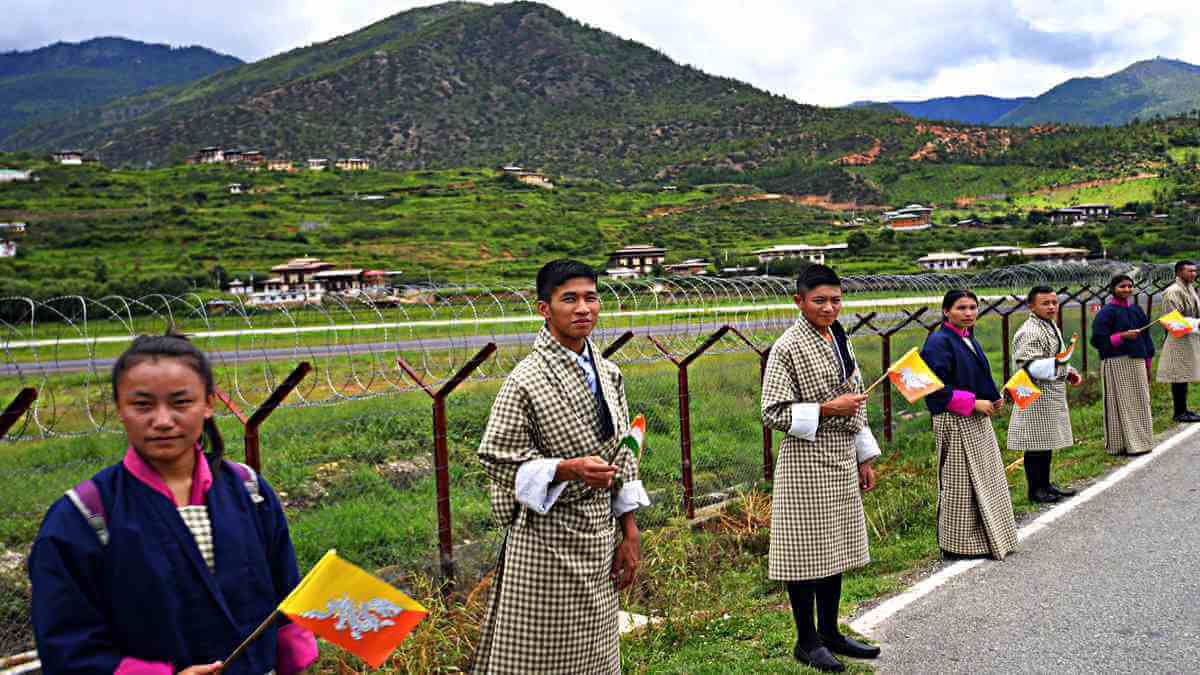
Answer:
868;433;1200;673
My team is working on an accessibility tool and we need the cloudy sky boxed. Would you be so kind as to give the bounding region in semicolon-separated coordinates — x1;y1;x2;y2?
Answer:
3;0;1198;106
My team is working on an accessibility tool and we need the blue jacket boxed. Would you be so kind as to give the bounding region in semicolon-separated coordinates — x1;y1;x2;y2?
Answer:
1091;302;1156;360
29;460;299;674
920;324;1002;416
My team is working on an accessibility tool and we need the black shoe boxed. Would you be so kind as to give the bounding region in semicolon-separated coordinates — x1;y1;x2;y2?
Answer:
821;633;881;659
1029;488;1059;503
1172;412;1200;423
794;644;845;672
1048;483;1077;497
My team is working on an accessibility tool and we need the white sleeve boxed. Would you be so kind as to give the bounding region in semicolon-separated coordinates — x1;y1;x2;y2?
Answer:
1027;357;1057;381
612;479;651;518
787;402;820;441
855;427;881;464
1188;318;1200;331
514;458;569;515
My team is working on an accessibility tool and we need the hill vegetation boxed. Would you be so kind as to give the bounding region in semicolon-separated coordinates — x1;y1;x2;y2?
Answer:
0;37;241;146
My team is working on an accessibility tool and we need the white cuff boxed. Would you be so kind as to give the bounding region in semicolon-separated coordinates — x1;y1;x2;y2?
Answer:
515;458;568;515
855;427;881;464
612;479;651;518
1027;357;1057;380
1189;318;1200;331
788;403;820;441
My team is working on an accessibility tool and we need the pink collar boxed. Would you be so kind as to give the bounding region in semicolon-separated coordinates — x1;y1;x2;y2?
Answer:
1109;297;1132;307
123;445;213;507
943;321;971;338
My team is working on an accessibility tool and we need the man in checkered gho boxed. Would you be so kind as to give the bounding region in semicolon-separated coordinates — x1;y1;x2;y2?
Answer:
471;259;649;674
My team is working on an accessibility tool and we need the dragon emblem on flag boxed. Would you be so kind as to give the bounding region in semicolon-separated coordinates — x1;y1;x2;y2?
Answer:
895;367;935;391
301;596;407;640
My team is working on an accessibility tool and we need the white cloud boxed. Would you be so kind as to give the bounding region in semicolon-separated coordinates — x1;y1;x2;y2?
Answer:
2;0;1199;106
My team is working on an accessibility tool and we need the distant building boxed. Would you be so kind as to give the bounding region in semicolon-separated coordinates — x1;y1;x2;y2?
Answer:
608;245;667;276
0;169;32;183
916;251;973;271
499;164;554;189
52;150;84;165
335;158;370;171
955;218;987;228
267;159;294;172
963;245;1022;263
0;240;15;258
0;222;27;234
247;256;379;305
241;150;264;167
197;147;224;164
223;149;244;164
1021;246;1089;265
1075;203;1111;219
307;158;329;171
882;204;934;231
752;243;849;266
663;259;710;276
227;278;250;296
228;183;244;195
604;266;640;280
1048;208;1086;225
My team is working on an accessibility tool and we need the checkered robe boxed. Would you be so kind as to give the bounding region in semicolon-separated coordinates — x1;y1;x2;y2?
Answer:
1102;356;1155;455
933;413;1018;558
761;319;870;581
1156;281;1200;382
1007;316;1074;451
471;327;635;675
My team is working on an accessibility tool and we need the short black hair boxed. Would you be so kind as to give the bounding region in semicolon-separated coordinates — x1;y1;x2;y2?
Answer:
795;264;841;295
1108;273;1134;294
942;289;979;311
536;259;598;302
1175;260;1196;275
1026;285;1056;306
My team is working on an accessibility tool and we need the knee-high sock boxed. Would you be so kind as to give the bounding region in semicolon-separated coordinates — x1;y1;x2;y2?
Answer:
1023;451;1040;494
815;573;843;638
1044;450;1055;487
786;581;820;651
1173;383;1189;417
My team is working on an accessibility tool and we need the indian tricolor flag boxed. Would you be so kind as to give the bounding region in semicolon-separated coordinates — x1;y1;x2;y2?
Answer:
885;348;945;403
620;414;646;461
1158;310;1195;339
1004;369;1042;410
1056;333;1078;363
279;550;428;669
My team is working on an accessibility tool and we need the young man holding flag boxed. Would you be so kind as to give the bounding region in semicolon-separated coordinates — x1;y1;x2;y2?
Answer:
471;259;649;675
1155;260;1200;422
1006;286;1082;503
761;264;882;673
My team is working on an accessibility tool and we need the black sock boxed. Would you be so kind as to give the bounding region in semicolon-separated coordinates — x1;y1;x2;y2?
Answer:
1044;450;1055;488
1173;383;1189;417
786;581;820;651
815;573;843;639
1024;451;1039;494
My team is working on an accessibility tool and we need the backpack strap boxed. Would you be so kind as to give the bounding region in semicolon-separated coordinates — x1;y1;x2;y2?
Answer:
65;479;110;546
226;461;264;504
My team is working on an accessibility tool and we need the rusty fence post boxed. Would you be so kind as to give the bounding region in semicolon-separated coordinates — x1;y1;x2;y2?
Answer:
727;326;774;482
602;330;636;359
646;326;731;519
396;343;497;589
216;362;312;472
0;387;37;439
975;296;1022;384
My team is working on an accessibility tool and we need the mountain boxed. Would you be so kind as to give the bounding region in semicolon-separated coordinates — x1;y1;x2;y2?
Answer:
0;37;242;146
850;95;1032;125
0;1;924;189
996;58;1200;126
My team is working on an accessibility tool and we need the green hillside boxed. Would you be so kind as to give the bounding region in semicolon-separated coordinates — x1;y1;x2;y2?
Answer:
998;58;1200;126
0;37;241;146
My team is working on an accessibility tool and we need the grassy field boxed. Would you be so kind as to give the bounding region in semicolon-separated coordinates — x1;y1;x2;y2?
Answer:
1010;176;1166;210
1;305;1187;670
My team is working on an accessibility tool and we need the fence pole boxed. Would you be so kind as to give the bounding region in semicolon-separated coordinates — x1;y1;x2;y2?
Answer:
646;326;732;519
727;326;774;482
214;363;311;472
396;343;497;590
858;308;929;443
602;330;636;360
0;387;37;439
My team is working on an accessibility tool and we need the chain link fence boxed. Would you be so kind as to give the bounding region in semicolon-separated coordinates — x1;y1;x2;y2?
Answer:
0;261;1175;661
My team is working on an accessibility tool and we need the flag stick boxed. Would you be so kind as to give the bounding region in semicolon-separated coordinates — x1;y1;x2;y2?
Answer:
862;370;890;396
222;608;280;669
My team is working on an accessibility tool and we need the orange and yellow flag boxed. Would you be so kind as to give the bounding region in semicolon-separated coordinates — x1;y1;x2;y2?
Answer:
1056;333;1078;363
886;348;945;403
279;550;429;669
1158;310;1194;339
1004;369;1042;410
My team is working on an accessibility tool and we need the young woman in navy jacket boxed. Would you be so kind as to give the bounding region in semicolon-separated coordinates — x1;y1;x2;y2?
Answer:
29;334;317;674
1090;274;1156;455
